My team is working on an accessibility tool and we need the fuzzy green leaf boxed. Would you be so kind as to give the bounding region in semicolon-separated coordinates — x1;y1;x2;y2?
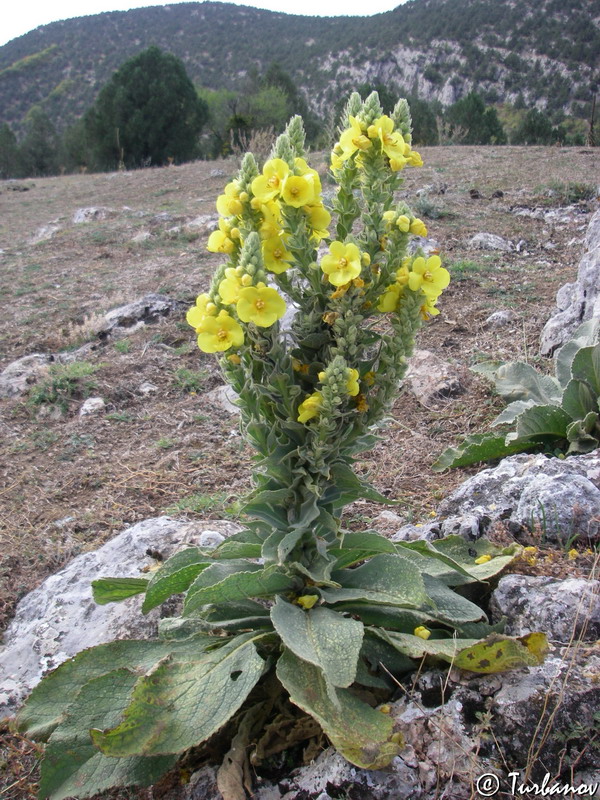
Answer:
452;632;548;673
270;599;363;688
91;634;266;757
17;638;214;741
561;379;598;421
322;554;428;608
91;577;149;605
432;433;534;471
512;403;572;441
142;548;213;613
492;399;536;426
277;649;399;770
493;361;562;404
327;463;395;506
183;565;296;615
422;575;486;623
566;412;600;454
331;530;397;569
570;344;600;396
556;319;600;387
39;669;176;800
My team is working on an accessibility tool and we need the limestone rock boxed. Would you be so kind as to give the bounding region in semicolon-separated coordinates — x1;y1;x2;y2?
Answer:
404;349;465;406
436;451;600;545
30;222;61;243
185;214;218;233
79;396;106;416
131;230;152;243
468;232;514;252
0;516;241;719
204;384;240;414
0;353;53;398
491;575;600;642
72;207;115;224
485;309;517;328
540;207;600;354
99;293;186;338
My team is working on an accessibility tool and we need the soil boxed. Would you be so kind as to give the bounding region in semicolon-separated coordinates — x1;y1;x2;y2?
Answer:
0;145;598;799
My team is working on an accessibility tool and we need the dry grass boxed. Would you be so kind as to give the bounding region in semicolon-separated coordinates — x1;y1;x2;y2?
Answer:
0;144;598;799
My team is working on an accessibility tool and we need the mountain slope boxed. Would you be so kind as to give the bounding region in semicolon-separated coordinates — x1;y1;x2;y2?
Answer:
0;0;598;133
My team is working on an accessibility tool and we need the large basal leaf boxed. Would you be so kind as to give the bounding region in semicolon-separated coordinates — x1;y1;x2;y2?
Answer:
17;637;214;741
561;379;598;421
357;631;415;688
556;319;600;387
39;669;176;800
159;601;272;638
432;433;534;471
511;403;572;442
427;535;520;583
91;577;149;605
378;629;547;672
330;530;397;570
322;554;428;608
492;399;536;426
91;633;266;757
422;574;486;624
570;344;600;397
493;362;562;405
394;540;478;585
276;649;399;770
270;599;363;688
566;412;600;454
183;564;296;615
142;547;214;613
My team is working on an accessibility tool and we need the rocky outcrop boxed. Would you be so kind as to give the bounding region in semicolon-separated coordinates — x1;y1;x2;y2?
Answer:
540;206;600;355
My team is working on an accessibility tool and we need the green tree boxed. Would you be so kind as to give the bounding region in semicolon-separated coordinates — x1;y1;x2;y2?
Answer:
0;123;23;179
85;46;208;170
511;108;556;144
19;107;61;176
446;92;506;144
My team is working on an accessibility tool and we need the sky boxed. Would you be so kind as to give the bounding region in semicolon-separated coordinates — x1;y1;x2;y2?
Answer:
1;0;403;47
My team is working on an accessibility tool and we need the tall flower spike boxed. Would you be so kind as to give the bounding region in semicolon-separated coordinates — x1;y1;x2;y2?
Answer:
392;99;413;142
238;152;259;195
285;115;306;159
339;92;363;134
273;133;295;168
361;91;384;126
238;231;266;284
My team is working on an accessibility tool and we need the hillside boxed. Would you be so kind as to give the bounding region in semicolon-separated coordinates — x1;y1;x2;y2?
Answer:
0;0;598;134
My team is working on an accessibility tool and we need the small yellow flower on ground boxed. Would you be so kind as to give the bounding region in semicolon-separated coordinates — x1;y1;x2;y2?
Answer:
297;391;323;423
251;158;290;203
408;255;451;298
567;549;579;560
321;241;362;286
296;594;319;609
237;285;286;327
216;181;243;217
474;554;492;564
262;236;293;274
196;310;244;353
414;626;431;640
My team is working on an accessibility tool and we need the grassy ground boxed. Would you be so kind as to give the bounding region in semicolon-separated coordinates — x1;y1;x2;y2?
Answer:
0;144;598;798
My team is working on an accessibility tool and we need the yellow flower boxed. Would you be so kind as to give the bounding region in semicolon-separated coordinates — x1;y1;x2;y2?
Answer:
338;116;372;160
367;115;406;162
321;241;362;287
281;174;317;208
251;159;290;203
346;368;360;397
414;626;431;640
420;297;440;320
186;293;213;330
258;200;283;240
218;270;243;305
331;151;344;171
236;285;286;327
207;219;235;254
567;548;579;561
296;594;319;609
396;265;410;286
305;202;331;241
196;310;244;353
407;150;423;167
262;236;293;274
297;391;323;423
408;255;450;298
389;156;408;172
396;215;411;233
216;181;243;217
294;158;322;196
377;284;402;312
410;218;428;237
363;371;375;386
474;554;492;565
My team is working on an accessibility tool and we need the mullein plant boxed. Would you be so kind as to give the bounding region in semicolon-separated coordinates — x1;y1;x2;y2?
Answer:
17;94;547;800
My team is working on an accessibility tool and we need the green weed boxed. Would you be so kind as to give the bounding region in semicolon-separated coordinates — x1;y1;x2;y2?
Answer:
173;367;209;393
28;362;99;413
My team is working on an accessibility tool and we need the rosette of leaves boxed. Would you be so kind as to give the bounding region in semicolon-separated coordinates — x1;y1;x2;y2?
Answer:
17;94;547;800
434;319;600;471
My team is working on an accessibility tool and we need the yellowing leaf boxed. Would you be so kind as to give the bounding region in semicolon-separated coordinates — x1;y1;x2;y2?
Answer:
453;632;548;673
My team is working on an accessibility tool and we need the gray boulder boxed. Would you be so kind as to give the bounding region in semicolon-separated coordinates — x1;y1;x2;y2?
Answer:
403;349;465;407
540;206;600;354
0;516;240;719
491;575;600;642
99;293;186;338
72;207;115;224
0;353;53;398
468;232;514;252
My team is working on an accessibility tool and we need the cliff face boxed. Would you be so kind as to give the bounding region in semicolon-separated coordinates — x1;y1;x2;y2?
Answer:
0;0;597;132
